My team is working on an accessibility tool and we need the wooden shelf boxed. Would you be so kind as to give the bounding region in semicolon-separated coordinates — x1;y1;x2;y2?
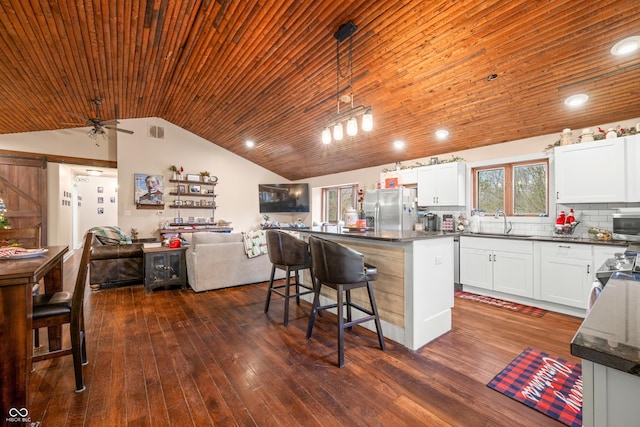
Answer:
169;191;216;198
169;179;216;186
169;205;216;209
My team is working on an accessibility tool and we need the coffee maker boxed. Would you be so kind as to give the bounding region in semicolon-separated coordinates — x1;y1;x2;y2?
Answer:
424;213;439;232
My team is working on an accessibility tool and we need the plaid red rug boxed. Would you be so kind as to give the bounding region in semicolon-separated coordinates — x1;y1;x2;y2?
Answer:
454;290;547;317
488;348;582;427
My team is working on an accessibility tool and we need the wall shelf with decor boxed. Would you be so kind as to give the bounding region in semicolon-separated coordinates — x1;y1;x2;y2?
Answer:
168;177;217;225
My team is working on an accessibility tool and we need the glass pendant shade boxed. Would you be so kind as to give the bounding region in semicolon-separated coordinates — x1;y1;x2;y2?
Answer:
333;122;344;140
346;117;358;136
362;110;373;131
321;127;332;144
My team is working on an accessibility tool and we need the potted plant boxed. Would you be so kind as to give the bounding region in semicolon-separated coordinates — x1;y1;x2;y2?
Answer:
200;171;210;182
169;165;178;180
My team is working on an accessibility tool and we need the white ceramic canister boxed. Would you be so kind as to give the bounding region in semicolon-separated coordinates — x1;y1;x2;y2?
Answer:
344;208;358;226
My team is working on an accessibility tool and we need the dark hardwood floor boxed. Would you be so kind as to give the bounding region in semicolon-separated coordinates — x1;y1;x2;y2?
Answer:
28;251;583;426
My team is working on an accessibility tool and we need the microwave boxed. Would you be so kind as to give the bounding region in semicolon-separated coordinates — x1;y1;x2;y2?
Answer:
612;213;640;241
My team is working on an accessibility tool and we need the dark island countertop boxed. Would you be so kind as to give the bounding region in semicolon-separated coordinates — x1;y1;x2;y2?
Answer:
571;277;640;376
298;227;454;242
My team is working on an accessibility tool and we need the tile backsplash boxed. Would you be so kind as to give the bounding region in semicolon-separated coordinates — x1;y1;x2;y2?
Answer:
422;202;640;239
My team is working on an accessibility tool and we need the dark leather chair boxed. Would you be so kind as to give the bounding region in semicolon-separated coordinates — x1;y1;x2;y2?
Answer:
31;231;94;392
264;230;314;326
306;236;385;367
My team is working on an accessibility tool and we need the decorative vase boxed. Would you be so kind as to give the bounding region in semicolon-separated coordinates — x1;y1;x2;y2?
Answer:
172;171;177;180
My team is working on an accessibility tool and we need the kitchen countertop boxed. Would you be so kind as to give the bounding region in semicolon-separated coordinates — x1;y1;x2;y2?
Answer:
299;227;454;242
571;277;640;376
301;227;630;246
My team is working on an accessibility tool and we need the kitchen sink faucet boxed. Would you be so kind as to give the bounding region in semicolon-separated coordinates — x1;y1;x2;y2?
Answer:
495;210;513;235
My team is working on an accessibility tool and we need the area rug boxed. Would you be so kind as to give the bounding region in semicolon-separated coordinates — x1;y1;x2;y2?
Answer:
488;348;582;427
454;290;547;317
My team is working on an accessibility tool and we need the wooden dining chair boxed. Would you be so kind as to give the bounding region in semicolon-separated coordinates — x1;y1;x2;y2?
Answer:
0;223;41;248
1;224;44;345
31;231;94;392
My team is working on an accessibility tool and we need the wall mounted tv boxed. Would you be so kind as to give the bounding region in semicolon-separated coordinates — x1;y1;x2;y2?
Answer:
258;183;310;213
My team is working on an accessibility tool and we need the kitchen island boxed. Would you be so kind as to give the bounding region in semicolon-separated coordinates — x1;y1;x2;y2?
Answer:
571;276;640;427
299;227;455;350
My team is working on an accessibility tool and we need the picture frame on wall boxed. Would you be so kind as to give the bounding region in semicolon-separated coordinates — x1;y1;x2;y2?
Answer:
189;184;201;194
177;184;186;194
186;174;199;182
134;173;164;207
174;217;183;224
110;197;116;203
97;197;104;204
97;187;104;193
97;207;104;214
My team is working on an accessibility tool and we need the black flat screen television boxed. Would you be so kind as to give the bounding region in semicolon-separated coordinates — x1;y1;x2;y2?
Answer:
258;183;310;213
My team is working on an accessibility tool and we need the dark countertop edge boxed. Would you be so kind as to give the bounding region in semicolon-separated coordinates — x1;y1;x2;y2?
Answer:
570;343;640;376
461;233;629;246
298;228;456;242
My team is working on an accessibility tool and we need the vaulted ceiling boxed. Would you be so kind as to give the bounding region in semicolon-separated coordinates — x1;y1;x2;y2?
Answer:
1;1;639;180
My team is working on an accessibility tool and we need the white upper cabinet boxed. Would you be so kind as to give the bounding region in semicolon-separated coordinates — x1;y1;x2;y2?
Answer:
625;134;640;202
380;168;418;188
554;139;627;203
417;162;466;206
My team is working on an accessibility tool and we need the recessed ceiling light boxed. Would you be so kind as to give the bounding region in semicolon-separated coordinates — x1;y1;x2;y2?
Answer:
564;94;589;107
435;129;449;140
245;140;255;148
86;169;103;176
611;36;640;56
393;140;405;149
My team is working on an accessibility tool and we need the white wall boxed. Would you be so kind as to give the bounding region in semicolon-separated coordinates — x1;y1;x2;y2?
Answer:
2;115;639;244
75;175;118;246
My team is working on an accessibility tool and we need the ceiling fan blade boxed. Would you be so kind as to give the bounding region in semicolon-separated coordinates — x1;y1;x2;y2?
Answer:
67;111;90;122
105;125;134;134
101;119;120;125
60;122;86;126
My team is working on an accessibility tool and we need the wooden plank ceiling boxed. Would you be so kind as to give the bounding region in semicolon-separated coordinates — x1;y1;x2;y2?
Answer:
0;0;639;180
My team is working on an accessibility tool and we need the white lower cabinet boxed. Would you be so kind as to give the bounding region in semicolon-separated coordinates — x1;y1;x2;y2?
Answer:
460;237;534;297
539;242;593;309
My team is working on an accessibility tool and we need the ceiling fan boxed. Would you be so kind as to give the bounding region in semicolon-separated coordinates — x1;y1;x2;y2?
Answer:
62;98;134;140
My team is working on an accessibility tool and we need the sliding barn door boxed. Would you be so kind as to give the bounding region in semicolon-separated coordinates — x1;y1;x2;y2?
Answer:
0;155;48;245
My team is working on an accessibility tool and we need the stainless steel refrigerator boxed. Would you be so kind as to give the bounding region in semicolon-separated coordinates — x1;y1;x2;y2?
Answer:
363;188;418;231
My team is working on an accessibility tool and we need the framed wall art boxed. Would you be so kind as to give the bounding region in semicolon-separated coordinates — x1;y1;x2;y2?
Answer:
135;173;164;207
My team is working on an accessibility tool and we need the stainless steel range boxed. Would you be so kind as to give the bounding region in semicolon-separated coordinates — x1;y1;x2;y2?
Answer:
595;247;640;286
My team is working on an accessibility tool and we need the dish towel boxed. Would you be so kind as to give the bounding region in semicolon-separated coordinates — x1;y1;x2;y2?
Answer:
587;280;602;313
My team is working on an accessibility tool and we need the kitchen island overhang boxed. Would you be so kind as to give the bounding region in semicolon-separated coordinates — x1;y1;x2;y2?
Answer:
299;228;456;350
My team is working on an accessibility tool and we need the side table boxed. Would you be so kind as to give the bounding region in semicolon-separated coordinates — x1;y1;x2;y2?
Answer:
143;246;188;293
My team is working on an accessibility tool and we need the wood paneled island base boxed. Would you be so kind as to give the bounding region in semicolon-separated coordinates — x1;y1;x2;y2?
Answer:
300;229;455;350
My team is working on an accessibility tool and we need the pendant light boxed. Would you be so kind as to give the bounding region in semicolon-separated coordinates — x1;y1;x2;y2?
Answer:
321;21;373;144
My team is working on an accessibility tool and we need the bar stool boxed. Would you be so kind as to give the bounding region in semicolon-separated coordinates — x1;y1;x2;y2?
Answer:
264;230;314;326
306;235;385;367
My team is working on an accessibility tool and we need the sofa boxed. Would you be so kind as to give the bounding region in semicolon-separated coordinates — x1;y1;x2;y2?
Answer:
89;226;144;290
186;231;285;292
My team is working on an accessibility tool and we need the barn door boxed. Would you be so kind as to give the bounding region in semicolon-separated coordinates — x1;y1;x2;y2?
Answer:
0;155;47;246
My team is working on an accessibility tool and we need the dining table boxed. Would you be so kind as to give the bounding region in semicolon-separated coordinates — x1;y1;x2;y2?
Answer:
0;245;68;422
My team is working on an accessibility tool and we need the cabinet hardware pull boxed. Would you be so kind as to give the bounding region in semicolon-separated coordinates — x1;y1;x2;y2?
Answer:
493;254;496;262
489;254;492;262
559;245;571;249
587;264;590;274
556;191;560;200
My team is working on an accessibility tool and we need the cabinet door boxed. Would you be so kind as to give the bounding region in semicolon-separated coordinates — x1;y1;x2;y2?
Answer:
540;254;591;308
417;167;437;205
555;139;626;203
492;250;534;297
460;247;492;290
435;162;465;206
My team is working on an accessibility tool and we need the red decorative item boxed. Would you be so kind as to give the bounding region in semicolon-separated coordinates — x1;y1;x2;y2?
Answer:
566;209;576;225
556;211;566;225
168;238;181;248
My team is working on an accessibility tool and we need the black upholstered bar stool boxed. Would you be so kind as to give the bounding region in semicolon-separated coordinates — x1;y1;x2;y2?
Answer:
306;235;385;367
264;230;314;326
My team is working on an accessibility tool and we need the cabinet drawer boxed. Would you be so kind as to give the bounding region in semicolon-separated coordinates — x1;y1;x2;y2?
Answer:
540;242;592;259
460;236;532;254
